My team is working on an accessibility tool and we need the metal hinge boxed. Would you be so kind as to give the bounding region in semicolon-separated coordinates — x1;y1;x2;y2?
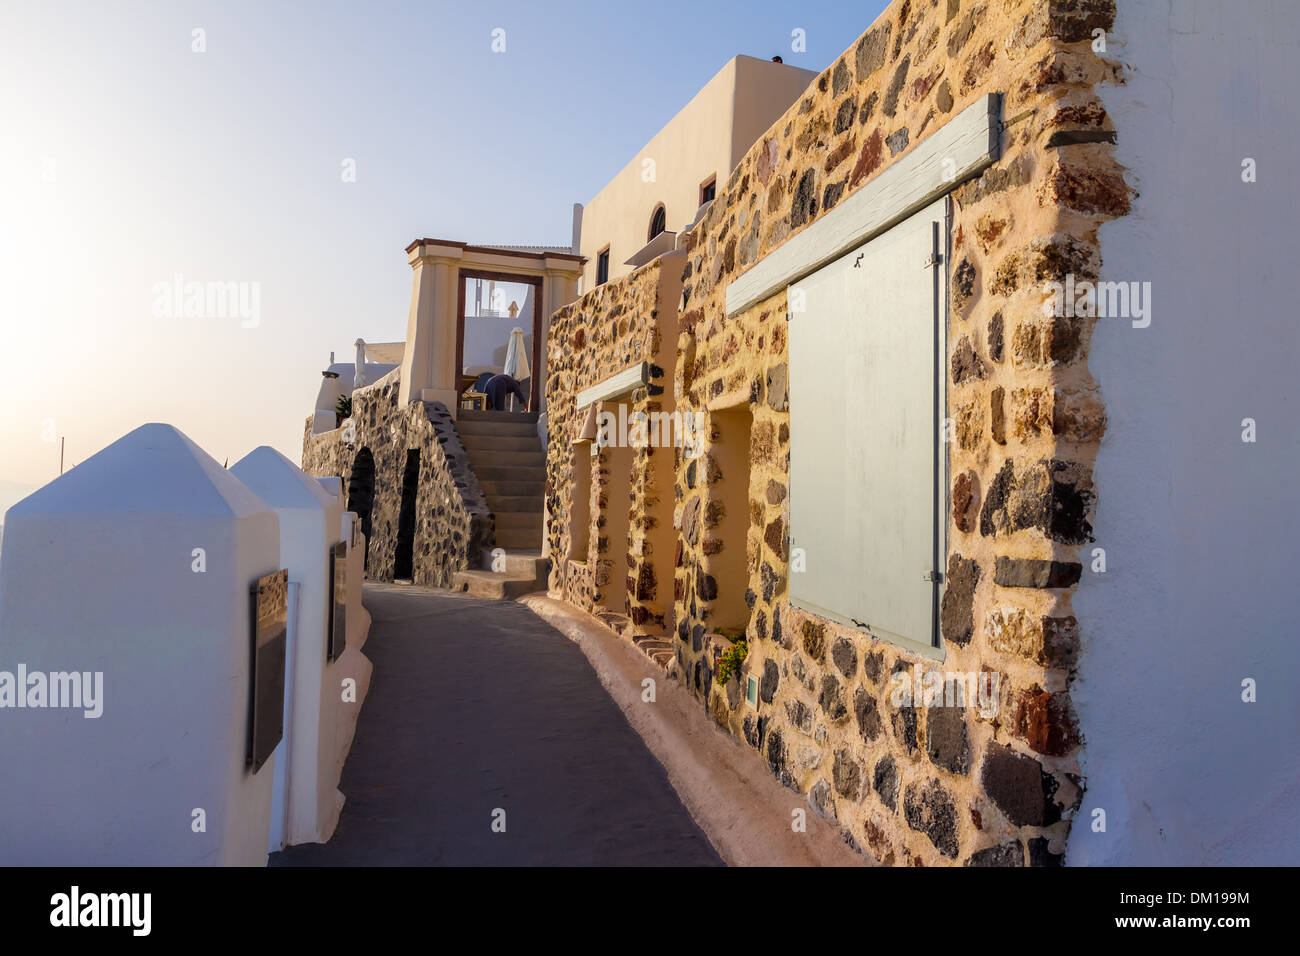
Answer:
923;570;944;583
922;252;942;269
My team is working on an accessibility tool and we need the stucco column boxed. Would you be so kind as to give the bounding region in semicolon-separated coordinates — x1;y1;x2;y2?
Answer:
537;259;582;425
399;241;464;409
433;257;460;401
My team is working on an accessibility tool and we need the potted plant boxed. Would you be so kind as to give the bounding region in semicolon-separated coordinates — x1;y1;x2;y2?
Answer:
715;638;748;686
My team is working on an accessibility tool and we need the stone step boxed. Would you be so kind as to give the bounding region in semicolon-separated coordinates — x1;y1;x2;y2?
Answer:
450;569;542;600
471;449;546;468
459;409;538;424
485;494;543;513
460;434;540;452
476;466;546;483
494;527;543;550
494;511;542;530
480;479;544;498
634;637;674;655
478;550;549;576
630;633;675;672
594;610;631;633
644;649;675;670
456;408;548;556
455;419;539;438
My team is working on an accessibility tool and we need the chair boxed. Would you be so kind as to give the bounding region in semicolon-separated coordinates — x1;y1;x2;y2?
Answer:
461;372;494;411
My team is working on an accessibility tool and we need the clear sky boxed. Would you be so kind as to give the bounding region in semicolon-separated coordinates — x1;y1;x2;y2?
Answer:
0;0;886;492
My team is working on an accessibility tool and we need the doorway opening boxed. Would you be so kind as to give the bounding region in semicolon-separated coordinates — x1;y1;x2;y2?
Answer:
394;449;420;580
597;434;634;617
346;447;376;571
456;270;543;413
568;443;592;563
703;407;752;634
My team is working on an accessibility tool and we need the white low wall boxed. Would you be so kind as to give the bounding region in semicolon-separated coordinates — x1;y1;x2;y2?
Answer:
0;424;280;865
332;511;373;784
232;448;366;849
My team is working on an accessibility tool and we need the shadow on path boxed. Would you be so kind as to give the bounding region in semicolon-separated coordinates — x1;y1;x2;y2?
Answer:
272;584;721;866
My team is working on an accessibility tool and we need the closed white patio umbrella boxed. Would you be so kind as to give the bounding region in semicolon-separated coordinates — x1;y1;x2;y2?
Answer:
503;328;530;381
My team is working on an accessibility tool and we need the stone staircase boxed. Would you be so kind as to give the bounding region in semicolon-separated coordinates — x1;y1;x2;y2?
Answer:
450;409;549;599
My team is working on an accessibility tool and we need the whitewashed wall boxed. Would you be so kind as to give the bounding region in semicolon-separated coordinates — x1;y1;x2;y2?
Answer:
1072;0;1300;865
332;510;373;782
462;316;534;375
231;447;345;849
0;424;280;865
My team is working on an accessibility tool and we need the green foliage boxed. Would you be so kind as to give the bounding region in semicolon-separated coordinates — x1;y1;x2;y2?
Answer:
335;394;353;426
715;639;749;686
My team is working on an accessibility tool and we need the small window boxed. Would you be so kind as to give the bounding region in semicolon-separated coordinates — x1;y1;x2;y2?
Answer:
596;247;610;286
700;176;716;206
648;206;667;241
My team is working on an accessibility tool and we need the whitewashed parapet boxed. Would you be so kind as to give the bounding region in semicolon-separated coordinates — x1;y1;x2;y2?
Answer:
0;423;281;865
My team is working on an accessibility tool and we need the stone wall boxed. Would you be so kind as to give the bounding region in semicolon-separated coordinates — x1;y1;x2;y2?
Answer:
545;0;1126;865
302;375;493;587
678;0;1122;865
544;255;682;632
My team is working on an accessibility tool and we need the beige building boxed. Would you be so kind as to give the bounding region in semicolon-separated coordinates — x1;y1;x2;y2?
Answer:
575;55;815;293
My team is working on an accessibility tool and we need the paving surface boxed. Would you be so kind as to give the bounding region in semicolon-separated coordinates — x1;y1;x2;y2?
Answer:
271;584;721;866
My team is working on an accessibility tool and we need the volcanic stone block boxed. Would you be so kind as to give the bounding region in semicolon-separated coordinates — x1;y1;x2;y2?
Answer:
965;842;1024;867
904;779;959;858
980;743;1061;827
940;554;981;645
926;704;973;775
994;556;1083;588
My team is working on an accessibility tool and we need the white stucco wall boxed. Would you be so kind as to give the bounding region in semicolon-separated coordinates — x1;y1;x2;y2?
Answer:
462;316;534;375
0;423;280;865
231;447;346;849
332;511;373;782
1071;0;1300;865
319;362;400;399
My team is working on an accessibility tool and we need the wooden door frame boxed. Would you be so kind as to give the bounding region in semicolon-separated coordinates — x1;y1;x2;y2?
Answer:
455;268;545;412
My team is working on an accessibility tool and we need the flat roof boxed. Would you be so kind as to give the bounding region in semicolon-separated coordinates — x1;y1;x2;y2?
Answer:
404;238;584;262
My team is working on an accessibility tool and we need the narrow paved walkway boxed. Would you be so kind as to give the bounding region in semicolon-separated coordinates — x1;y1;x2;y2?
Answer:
272;584;720;866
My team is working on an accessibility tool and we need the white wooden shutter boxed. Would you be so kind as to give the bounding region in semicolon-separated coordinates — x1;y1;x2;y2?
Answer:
787;197;947;652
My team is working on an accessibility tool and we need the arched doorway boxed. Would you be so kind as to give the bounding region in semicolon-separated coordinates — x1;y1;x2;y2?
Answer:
347;447;376;571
